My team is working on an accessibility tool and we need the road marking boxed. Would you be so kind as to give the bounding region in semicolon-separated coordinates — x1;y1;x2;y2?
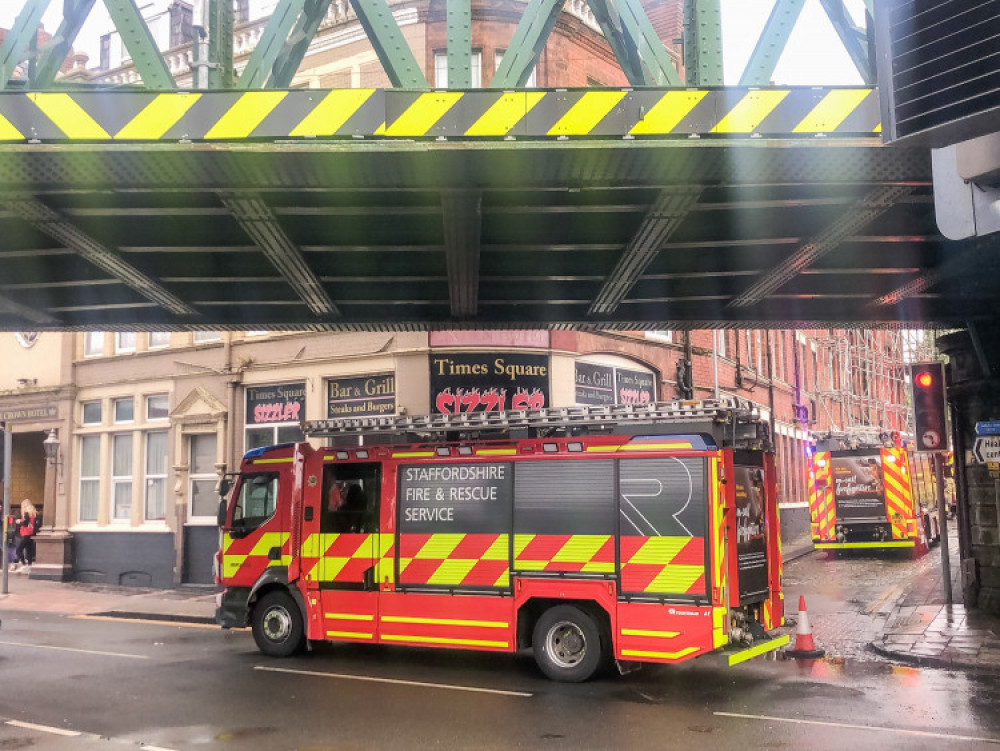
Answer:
0;640;149;659
71;614;219;630
715;711;1000;744
5;719;178;750
864;583;904;615
254;665;533;697
6;720;81;736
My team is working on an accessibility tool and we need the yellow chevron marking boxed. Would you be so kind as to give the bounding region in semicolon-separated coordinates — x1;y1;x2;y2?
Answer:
621;628;680;638
465;91;545;136
301;533;323;557
648;565;703;593
222;554;247;576
482;536;509;560
494;569;510;587
629;90;708;135
712;90;789;133
547;91;628;136
290;88;375;137
415;534;463;559
428;558;477;585
621;647;699;660
116;93;201;140
382;615;508;628
793;88;871;133
627;537;690;564
874;122;882;133
552;535;611;562
384;92;463;136
381;634;508;648
513;534;535;557
28;93;110;139
621;442;693;451
0;112;24;140
205;92;287;139
327;631;374;639
326;612;374;621
249;532;288;557
581;561;616;573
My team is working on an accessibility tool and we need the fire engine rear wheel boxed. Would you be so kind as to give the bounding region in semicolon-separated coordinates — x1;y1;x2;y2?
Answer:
252;591;306;657
533;605;604;683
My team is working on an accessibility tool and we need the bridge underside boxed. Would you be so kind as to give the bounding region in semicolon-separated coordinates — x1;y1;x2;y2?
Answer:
0;107;992;331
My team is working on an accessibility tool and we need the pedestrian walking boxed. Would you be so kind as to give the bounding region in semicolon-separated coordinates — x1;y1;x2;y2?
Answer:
13;499;38;572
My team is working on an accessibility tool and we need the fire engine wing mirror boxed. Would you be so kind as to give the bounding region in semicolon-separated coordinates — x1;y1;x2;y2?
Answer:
217;499;227;528
218;477;232;497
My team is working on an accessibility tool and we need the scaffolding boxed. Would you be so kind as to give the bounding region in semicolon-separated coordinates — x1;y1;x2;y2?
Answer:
815;330;910;440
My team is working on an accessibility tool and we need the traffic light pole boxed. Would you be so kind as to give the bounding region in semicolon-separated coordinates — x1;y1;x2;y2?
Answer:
934;452;953;604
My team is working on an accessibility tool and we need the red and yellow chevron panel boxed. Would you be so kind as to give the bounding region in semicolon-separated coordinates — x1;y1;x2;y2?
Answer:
300;532;393;584
377;591;514;651
620;536;706;595
221;531;290;583
881;448;915;540
513;534;615;574
616;602;715;662
398;533;510;588
0;87;882;143
810;453;836;542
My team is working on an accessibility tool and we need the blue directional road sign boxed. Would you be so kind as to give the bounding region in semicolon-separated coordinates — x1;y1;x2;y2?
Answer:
975;421;1000;436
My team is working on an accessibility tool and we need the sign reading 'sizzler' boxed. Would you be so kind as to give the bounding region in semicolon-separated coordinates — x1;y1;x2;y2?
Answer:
398;462;513;533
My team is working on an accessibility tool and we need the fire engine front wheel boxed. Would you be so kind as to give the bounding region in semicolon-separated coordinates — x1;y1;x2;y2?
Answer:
532;605;605;682
252;591;306;657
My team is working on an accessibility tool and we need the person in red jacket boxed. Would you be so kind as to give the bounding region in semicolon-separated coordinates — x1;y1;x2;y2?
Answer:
13;499;37;571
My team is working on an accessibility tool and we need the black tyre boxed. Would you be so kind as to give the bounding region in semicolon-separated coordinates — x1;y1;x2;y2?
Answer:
252;591;306;657
532;605;605;683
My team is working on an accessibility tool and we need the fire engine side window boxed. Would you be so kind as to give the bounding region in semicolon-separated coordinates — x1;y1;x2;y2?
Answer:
513;459;615;534
321;463;380;534
232;472;279;530
619;458;707;538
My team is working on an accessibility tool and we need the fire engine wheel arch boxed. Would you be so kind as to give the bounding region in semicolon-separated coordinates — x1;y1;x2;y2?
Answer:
530;604;609;683
251;590;308;657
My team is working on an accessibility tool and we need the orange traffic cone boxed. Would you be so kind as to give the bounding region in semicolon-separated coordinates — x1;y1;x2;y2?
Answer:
784;595;825;659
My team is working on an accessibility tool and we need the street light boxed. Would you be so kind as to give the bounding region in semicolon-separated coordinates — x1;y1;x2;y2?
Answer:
43;429;61;473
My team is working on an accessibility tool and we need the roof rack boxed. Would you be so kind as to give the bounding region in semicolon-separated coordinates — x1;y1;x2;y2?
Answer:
302;398;763;440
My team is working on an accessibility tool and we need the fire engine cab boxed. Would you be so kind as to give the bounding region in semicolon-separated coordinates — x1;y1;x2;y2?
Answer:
215;399;788;682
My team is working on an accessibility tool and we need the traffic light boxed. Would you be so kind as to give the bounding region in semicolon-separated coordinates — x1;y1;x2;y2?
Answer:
907;362;947;452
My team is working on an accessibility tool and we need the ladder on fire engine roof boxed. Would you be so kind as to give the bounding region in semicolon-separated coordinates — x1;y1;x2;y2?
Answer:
302;398;766;444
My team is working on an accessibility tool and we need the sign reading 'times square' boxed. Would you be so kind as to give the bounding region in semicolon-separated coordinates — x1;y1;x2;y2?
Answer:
430;353;549;413
246;382;306;425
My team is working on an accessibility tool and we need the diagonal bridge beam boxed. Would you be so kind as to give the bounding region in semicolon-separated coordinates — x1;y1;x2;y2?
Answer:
218;192;340;317
589;188;702;316
2;194;196;318
728;185;915;309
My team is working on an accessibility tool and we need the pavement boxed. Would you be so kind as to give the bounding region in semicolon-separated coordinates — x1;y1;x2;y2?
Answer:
1;533;998;674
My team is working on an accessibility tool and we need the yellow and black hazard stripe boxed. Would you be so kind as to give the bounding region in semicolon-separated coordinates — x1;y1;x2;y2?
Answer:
0;87;881;142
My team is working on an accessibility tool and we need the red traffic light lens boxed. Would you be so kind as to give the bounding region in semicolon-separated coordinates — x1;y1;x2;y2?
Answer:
915;371;935;388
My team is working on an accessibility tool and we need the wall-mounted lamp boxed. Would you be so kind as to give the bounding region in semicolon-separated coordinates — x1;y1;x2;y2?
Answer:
43;428;62;474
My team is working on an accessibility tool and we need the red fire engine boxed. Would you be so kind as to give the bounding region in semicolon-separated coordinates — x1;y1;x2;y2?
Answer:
215;400;788;682
807;433;940;553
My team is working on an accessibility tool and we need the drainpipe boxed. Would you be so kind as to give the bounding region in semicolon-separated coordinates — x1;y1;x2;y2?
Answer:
712;330;720;400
